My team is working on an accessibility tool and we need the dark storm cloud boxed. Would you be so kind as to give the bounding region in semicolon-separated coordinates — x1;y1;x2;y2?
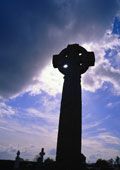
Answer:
0;0;63;97
0;0;119;98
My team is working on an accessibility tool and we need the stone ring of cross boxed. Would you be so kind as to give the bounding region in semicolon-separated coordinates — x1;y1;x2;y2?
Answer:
53;44;95;75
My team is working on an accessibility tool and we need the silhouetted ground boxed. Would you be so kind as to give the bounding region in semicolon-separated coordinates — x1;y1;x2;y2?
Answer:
0;160;120;170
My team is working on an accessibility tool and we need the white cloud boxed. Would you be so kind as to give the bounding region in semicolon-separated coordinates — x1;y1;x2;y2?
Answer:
25;32;120;96
0;116;58;160
0;143;45;160
1;0;119;98
82;34;120;94
0;102;16;117
107;102;113;107
26;107;59;125
25;94;60;126
82;113;120;162
115;53;120;68
0;94;60;160
27;63;63;96
83;132;120;162
107;101;120;108
98;132;120;145
83;119;106;130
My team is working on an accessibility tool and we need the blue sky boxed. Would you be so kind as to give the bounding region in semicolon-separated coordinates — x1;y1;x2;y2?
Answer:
0;0;120;163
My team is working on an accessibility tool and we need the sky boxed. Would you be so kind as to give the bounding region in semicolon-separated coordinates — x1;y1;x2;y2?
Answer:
0;0;120;163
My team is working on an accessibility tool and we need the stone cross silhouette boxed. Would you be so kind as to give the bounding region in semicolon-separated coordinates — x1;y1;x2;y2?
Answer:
39;148;45;163
53;44;95;169
17;150;20;157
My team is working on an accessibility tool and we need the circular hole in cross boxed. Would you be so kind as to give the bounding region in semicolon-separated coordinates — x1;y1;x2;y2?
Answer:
63;64;68;69
79;53;82;56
